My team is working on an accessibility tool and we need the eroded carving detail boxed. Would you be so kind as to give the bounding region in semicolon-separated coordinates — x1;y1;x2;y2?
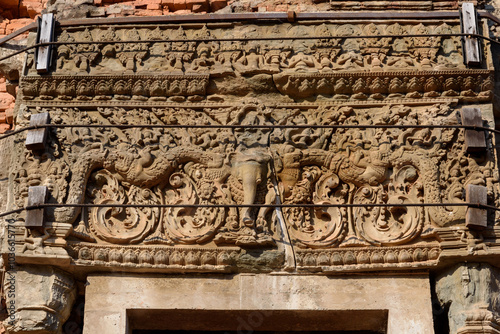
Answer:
10;102;497;265
10;20;499;275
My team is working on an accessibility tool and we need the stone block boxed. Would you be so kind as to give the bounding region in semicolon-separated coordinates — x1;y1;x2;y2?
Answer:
3;265;76;334
75;0;94;5
209;0;227;10
2;11;14;20
5;107;13;124
191;4;206;11
26;6;41;19
5;18;33;33
106;4;123;14
147;3;162;9
0;123;10;133
187;0;208;11
172;9;193;13
89;7;106;16
2;0;19;7
22;1;44;13
135;8;164;15
84;274;434;334
19;5;29;18
162;1;174;11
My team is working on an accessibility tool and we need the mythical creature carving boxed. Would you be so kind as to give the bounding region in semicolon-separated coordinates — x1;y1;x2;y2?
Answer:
13;102;496;254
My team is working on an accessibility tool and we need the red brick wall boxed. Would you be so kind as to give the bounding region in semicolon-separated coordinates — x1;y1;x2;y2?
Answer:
1;1;46;134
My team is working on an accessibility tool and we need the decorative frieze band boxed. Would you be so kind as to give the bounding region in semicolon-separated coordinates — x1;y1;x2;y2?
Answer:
68;243;239;272
296;244;441;272
21;74;209;101
20;70;493;102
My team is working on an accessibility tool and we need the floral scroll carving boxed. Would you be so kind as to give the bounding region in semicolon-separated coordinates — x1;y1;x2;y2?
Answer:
353;164;423;246
162;167;228;244
11;20;499;274
87;170;160;244
12;101;497;256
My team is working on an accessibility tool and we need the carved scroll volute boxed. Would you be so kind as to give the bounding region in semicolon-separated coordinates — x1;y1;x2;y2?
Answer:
88;170;159;244
164;165;228;244
283;168;346;248
353;165;423;246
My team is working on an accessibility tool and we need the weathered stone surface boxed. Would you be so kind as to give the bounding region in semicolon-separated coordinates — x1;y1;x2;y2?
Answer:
84;274;434;334
2;2;500;333
3;265;76;334
9;99;498;273
436;263;500;334
236;249;285;272
0;137;14;214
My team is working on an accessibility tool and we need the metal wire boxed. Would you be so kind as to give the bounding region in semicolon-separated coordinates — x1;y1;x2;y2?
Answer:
0;21;496;221
0;32;494;63
0;202;497;219
0;123;496;142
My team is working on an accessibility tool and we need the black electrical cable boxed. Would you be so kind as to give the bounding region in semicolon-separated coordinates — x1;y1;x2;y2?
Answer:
0;32;493;63
0;123;496;142
0;202;497;219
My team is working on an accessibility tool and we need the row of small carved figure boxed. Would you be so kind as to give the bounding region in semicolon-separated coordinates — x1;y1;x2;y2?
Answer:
21;77;209;100
37;23;465;75
56;23;457;45
70;245;237;268
296;247;441;267
277;74;493;98
20;74;493;100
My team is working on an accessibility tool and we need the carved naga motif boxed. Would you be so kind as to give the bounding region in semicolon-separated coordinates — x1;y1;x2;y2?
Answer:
42;101;276;248
271;103;497;248
13;102;497;257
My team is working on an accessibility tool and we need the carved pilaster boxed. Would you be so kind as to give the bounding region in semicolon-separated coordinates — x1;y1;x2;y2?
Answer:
3;265;76;334
436;263;500;334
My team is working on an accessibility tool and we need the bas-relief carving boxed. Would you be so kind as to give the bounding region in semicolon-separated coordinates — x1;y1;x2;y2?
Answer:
3;265;76;334
20;22;494;104
49;23;467;75
9;101;499;272
10;21;500;273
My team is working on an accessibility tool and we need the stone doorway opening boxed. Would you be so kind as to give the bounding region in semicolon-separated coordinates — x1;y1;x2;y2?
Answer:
132;330;380;334
127;309;388;333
